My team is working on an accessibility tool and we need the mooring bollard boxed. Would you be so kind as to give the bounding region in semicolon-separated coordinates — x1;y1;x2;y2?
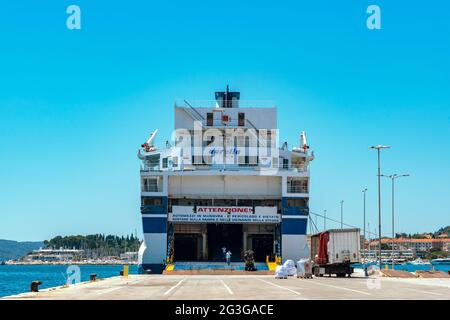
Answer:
123;265;129;277
30;281;42;292
90;273;97;281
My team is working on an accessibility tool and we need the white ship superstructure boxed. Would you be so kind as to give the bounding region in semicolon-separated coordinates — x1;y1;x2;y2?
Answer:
137;87;314;273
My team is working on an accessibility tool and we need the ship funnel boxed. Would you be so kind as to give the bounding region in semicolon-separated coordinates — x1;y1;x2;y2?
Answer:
215;85;240;108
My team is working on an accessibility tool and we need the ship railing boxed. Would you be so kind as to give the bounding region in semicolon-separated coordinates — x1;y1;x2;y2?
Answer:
141;185;162;192
140;163;308;172
140;163;161;171
286;186;309;193
140;145;314;157
274;164;308;172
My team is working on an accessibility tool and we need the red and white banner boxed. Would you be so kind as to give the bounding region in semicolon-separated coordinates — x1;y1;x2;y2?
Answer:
196;206;253;214
169;206;279;223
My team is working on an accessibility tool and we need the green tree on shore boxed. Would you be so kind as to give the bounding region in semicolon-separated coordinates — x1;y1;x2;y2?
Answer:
43;234;141;257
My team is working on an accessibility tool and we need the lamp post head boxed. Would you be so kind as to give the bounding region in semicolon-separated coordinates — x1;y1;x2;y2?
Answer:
362;188;368;193
387;173;410;179
369;145;390;150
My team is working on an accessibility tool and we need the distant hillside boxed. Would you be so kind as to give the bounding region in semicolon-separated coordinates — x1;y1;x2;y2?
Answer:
396;225;450;239
435;226;450;236
0;239;44;261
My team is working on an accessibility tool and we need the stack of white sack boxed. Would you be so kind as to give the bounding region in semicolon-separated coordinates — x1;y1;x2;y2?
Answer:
274;265;288;279
296;258;313;278
283;259;297;277
296;258;307;277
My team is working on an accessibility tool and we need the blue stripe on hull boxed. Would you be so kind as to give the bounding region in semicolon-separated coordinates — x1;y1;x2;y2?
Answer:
281;197;309;235
281;197;309;215
142;217;167;233
140;196;168;215
281;218;307;235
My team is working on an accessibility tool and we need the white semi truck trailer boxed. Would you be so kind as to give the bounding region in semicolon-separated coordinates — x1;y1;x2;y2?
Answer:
310;228;361;277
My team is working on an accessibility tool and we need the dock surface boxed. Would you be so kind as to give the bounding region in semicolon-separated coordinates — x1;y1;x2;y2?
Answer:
4;274;450;300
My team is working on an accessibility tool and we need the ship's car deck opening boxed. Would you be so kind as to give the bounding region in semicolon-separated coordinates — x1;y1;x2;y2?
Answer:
251;234;274;262
172;223;278;263
174;234;201;261
207;224;243;262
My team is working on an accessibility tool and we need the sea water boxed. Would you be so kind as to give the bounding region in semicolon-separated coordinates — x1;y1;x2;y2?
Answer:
0;264;138;298
352;263;450;273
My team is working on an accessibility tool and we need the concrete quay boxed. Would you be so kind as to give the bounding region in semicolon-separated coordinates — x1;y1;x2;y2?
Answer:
3;273;449;300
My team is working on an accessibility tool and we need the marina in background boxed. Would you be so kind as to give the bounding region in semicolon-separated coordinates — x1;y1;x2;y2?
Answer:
1;234;140;266
0;264;138;298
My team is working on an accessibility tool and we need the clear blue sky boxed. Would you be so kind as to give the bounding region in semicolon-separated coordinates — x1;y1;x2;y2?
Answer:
1;1;449;241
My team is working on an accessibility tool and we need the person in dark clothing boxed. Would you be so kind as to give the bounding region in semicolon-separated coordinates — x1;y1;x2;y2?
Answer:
244;249;256;271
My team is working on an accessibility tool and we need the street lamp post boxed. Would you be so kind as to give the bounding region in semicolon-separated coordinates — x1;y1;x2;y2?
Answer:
368;222;371;257
381;173;409;270
362;188;368;263
370;145;390;269
340;200;344;229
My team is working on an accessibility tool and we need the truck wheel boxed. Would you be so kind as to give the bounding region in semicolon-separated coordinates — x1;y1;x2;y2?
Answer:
313;268;320;277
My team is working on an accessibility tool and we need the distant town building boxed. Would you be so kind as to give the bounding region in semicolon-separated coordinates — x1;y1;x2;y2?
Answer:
363;249;414;259
23;248;84;262
369;238;449;253
120;252;138;262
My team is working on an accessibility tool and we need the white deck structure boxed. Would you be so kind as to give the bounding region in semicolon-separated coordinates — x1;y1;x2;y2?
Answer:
137;87;313;273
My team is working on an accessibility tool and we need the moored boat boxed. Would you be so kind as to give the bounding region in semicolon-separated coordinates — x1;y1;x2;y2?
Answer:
430;258;450;265
407;258;431;265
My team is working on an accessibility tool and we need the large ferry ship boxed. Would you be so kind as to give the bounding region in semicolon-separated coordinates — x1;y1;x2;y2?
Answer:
137;87;314;273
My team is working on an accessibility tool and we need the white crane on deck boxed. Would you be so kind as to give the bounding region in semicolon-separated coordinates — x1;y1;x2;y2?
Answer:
300;131;309;152
293;131;309;153
141;129;158;152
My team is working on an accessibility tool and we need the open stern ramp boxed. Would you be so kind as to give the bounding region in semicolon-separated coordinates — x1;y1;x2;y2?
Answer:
167;262;269;271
